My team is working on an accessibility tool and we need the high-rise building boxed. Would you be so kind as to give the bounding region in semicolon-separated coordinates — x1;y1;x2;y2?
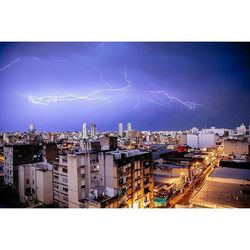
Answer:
118;123;123;137
126;122;132;138
90;124;97;137
127;122;132;132
29;123;35;133
82;123;87;138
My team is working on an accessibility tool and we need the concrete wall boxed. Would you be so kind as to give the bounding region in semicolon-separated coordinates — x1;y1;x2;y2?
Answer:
187;134;198;148
180;134;187;145
36;170;53;205
199;133;216;148
224;140;249;156
187;133;216;149
67;154;81;208
4;147;13;185
18;163;53;205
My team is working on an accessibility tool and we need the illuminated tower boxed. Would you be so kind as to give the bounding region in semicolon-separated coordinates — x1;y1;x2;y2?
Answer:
126;122;132;137
118;123;123;137
29;123;35;133
90;124;97;137
82;123;87;138
127;122;132;132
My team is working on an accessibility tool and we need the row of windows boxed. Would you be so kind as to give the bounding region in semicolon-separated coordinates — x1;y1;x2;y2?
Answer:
53;166;67;173
25;179;35;185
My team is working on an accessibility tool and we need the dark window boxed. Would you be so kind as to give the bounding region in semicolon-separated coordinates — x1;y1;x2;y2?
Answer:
26;179;29;184
54;166;58;171
81;185;85;189
33;180;34;185
63;187;68;192
62;168;68;173
32;188;35;194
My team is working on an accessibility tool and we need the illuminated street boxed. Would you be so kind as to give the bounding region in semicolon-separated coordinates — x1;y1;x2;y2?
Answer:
167;149;221;207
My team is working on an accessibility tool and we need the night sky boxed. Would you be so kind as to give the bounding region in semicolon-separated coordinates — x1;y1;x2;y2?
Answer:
0;42;250;132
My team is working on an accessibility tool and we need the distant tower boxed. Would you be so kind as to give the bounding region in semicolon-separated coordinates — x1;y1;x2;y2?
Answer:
29;123;35;133
118;123;123;137
82;123;87;138
90;124;97;137
126;122;132;138
127;122;132;132
236;123;246;135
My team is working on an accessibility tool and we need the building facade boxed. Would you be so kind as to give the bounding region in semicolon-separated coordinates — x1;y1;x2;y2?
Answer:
18;162;53;206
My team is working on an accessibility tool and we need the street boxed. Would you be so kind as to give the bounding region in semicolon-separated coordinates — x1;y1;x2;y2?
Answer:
167;149;221;208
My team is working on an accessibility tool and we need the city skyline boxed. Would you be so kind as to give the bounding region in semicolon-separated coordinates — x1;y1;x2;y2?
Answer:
0;42;250;132
1;121;249;134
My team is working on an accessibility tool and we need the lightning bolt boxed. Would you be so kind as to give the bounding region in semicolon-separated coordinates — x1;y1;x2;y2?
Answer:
134;97;141;109
26;70;201;110
0;58;20;71
144;98;164;106
98;70;112;88
27;94;111;106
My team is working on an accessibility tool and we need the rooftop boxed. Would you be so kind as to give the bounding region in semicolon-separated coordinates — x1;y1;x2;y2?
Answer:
157;163;189;169
210;167;250;180
192;180;250;208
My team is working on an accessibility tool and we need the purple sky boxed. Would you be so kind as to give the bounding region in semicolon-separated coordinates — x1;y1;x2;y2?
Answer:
0;42;250;132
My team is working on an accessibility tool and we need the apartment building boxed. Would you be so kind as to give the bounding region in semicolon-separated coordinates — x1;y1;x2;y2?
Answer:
96;150;154;208
52;152;100;208
4;144;43;189
187;132;217;149
18;161;53;206
4;143;57;189
52;149;154;208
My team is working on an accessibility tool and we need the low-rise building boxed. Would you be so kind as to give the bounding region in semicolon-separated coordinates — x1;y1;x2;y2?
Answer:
192;167;250;208
18;161;53;206
223;139;249;157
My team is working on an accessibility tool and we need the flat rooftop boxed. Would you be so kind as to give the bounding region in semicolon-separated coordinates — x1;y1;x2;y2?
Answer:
210;167;250;180
192;180;250;208
157;163;189;169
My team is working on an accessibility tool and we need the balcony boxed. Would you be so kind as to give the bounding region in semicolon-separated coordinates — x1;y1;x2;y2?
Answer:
144;187;150;194
135;185;141;192
80;169;85;177
90;166;99;173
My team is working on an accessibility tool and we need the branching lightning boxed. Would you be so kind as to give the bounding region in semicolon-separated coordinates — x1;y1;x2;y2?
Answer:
0;58;20;71
27;70;201;110
99;71;112;88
